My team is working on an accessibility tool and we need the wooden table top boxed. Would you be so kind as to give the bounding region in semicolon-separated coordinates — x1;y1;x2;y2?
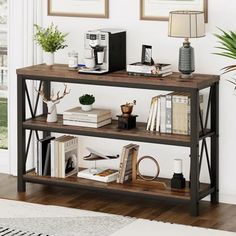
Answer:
17;64;220;91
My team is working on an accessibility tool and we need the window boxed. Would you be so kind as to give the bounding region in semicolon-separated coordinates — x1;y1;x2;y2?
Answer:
0;0;7;149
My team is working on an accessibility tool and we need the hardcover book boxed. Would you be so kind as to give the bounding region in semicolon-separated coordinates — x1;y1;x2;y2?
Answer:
160;95;166;133
77;168;118;183
117;143;139;184
51;135;67;178
127;62;172;75
51;135;79;178
37;136;55;176
63;118;112;128
63;107;111;123
59;136;79;178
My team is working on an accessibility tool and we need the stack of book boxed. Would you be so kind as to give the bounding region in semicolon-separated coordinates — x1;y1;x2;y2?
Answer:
127;62;172;78
36;135;79;178
63;107;112;128
146;93;203;135
117;143;139;184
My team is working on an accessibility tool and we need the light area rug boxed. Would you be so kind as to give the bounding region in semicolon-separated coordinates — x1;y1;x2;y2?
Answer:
0;199;235;236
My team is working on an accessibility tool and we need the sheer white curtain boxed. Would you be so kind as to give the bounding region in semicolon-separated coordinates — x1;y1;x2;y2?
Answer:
8;0;43;175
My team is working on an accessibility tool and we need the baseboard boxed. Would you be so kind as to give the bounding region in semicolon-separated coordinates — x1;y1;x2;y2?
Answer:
219;193;236;205
204;193;236;205
0;150;9;174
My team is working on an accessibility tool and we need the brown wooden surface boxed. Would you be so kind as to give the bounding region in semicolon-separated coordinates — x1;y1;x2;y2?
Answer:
23;171;210;201
0;173;236;232
23;115;213;147
16;64;220;90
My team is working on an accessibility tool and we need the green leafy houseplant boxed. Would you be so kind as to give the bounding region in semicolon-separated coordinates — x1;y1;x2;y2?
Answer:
214;28;236;74
34;23;68;53
79;94;95;105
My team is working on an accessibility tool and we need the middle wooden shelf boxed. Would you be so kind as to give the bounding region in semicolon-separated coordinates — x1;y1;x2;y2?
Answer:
23;115;214;147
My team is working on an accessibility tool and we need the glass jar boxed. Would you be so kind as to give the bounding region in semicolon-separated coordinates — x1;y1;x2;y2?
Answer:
68;51;78;69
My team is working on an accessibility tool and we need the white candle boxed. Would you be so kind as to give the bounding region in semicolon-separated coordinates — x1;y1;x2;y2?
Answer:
174;159;182;174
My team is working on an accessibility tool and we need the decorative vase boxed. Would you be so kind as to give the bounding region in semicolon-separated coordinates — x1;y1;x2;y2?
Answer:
81;104;92;112
44;52;54;66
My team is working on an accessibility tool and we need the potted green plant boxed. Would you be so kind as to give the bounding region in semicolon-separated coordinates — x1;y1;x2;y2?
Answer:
34;23;68;65
214;28;236;74
79;94;95;111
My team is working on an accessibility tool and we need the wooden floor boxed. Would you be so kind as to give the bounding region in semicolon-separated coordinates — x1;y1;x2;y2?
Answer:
0;173;236;233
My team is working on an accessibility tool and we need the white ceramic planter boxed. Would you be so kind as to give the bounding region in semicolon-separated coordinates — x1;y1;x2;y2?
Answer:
44;52;54;66
81;104;93;112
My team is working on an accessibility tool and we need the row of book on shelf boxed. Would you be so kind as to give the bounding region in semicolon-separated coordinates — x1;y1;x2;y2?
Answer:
147;92;203;135
36;135;139;184
63;107;112;128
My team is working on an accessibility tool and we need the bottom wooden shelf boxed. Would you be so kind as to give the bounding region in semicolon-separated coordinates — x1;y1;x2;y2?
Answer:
23;171;212;201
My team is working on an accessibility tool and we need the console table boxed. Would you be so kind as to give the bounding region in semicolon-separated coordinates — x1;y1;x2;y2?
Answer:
16;64;220;216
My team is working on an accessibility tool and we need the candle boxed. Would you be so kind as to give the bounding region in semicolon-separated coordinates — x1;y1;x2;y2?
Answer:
174;159;182;174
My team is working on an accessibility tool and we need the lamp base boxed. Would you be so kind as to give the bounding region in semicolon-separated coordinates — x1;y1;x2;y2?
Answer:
178;39;195;79
180;73;193;79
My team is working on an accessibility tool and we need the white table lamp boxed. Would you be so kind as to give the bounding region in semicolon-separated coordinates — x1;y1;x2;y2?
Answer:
168;11;205;79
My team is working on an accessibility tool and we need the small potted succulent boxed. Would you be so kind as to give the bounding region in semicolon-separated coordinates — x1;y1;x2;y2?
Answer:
79;94;95;111
34;23;68;65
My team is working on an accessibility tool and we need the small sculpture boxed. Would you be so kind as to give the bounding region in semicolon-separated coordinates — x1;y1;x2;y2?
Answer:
37;83;70;122
121;100;136;117
117;100;137;130
83;147;119;174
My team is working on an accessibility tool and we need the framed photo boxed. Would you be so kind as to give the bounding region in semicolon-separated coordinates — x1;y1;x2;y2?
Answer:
141;45;153;65
140;0;208;22
48;0;109;18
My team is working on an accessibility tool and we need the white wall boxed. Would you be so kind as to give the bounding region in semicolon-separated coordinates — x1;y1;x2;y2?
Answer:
42;0;236;204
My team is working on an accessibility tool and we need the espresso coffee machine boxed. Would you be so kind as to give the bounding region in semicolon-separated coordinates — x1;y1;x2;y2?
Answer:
79;29;126;74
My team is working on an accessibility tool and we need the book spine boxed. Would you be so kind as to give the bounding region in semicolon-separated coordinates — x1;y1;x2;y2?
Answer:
54;140;58;178
160;96;166;133
146;97;155;131
165;94;172;134
188;97;191;135
187;94;204;135
61;141;66;179
58;140;63;178
63;112;110;118
117;147;125;183
63;113;111;123
37;141;42;176
120;147;135;184
150;98;158;131
156;98;161;132
63;119;111;128
51;140;55;177
173;95;189;135
43;143;51;176
120;152;129;184
127;72;172;77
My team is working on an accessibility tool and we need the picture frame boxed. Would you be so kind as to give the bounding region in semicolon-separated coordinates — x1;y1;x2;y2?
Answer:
141;45;154;65
48;0;109;18
140;0;208;23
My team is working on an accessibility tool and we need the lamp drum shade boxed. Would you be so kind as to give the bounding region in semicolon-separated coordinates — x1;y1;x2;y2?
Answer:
168;11;205;38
